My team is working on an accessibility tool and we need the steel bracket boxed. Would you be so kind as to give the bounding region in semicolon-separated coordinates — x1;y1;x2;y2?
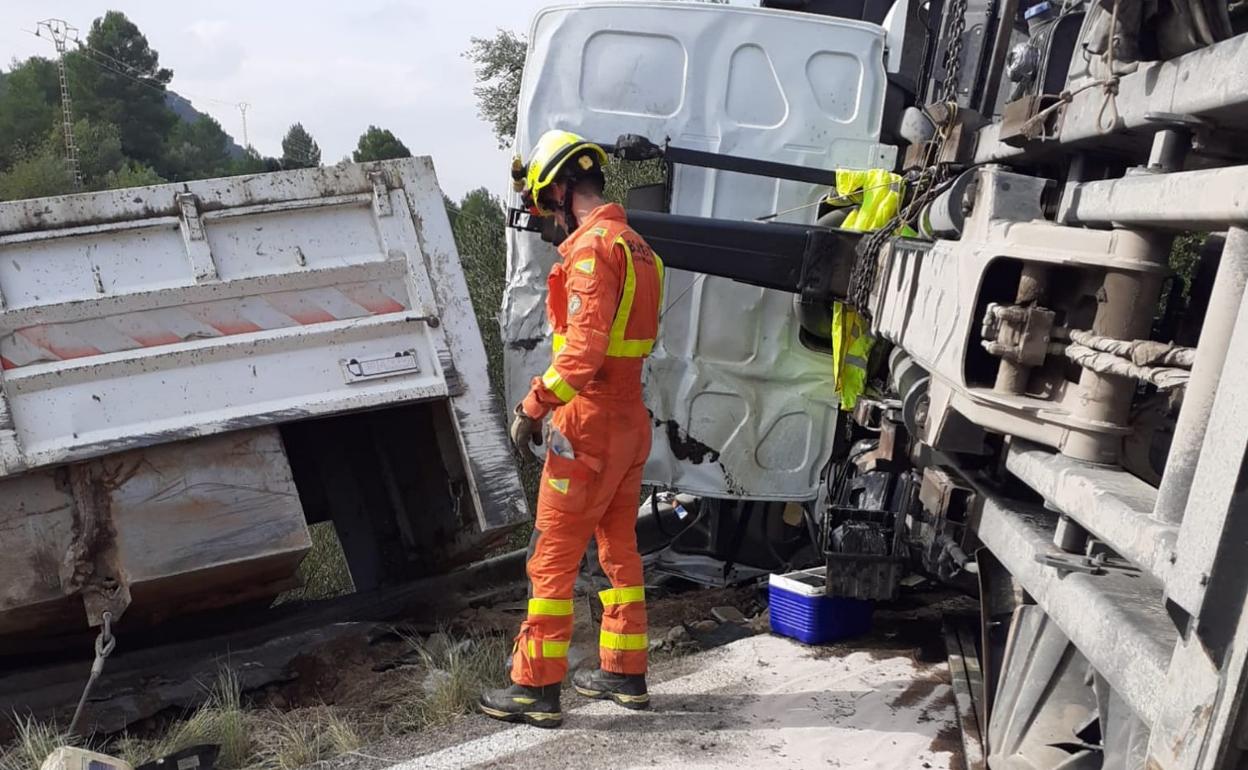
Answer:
1035;551;1141;577
369;170;393;218
175;192;217;282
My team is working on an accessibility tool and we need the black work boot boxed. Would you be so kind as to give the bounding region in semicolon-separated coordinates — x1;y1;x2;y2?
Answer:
573;667;650;709
479;682;563;728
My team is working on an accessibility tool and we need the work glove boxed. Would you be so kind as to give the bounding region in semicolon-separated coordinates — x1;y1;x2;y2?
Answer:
509;405;543;453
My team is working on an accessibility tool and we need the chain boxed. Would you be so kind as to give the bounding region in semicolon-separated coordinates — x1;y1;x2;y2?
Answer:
845;0;970;317
939;0;971;103
846;169;944;313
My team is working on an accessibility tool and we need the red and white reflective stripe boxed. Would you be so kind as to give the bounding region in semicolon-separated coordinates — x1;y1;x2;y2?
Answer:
0;280;409;370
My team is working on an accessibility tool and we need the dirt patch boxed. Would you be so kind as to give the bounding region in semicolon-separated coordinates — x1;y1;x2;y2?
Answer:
450;604;524;637
250;628;412;713
930;722;962;756
889;674;943;710
803;589;976;665
450;584;763;643
646;585;762;629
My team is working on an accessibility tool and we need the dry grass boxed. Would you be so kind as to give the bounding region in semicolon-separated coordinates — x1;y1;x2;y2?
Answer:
250;707;362;770
5;628;504;770
115;668;253;768
385;629;511;734
116;668;365;770
276;521;355;606
0;714;70;770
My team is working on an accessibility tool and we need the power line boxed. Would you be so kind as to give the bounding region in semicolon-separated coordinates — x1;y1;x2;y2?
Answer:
26;25;253;149
35;19;83;191
238;102;250;148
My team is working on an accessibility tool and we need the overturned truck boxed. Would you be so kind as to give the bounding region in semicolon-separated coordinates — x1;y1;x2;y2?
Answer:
504;1;1248;767
0;159;526;656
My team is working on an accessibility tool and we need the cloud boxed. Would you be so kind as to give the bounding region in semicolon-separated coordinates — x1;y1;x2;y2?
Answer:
187;19;230;43
353;1;428;27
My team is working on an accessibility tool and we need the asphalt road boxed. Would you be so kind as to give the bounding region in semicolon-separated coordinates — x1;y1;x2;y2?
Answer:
381;634;961;770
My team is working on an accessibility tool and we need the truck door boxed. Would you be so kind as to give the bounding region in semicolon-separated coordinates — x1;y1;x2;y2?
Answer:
504;1;891;500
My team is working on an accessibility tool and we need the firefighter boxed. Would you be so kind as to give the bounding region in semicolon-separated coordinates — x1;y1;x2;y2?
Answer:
479;130;664;728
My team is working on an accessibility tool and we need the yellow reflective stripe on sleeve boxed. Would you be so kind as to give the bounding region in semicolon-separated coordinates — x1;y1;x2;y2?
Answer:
527;639;570;658
528;597;574;617
552;333;566;354
599;586;646;606
541;365;578;403
600;630;649;651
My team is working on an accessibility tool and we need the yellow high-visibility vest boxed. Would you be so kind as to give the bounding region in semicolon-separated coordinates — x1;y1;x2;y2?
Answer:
827;168;905;411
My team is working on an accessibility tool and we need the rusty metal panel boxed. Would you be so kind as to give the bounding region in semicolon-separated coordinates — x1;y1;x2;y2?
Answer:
0;428;309;642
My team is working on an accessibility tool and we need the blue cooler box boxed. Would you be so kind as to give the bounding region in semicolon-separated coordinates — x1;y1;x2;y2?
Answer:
769;567;874;644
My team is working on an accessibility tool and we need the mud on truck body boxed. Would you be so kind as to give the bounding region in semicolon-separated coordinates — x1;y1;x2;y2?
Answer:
505;1;1248;767
0;159;526;656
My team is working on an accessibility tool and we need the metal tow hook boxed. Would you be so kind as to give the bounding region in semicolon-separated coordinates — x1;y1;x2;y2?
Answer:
67;610;117;738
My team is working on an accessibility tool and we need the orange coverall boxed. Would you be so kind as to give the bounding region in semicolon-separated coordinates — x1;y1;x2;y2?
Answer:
513;202;664;687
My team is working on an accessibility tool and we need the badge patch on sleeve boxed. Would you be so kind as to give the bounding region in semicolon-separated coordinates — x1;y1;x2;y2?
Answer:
568;294;583;316
548;478;570;494
574;257;595;275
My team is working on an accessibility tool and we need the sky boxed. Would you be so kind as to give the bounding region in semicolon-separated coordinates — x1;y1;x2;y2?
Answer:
0;0;557;200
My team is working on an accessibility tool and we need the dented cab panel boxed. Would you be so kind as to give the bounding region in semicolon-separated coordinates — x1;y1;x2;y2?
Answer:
504;2;890;499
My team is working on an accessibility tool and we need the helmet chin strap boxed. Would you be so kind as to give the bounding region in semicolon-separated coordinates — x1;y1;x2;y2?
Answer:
561;179;580;233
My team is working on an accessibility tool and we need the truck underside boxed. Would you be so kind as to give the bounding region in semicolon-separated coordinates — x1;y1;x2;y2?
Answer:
505;1;1248;767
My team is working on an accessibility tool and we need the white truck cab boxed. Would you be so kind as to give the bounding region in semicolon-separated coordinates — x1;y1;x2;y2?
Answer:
504;1;896;501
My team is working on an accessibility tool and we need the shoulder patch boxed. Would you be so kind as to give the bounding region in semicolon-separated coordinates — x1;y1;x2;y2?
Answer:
590;227;608;238
574;257;596;275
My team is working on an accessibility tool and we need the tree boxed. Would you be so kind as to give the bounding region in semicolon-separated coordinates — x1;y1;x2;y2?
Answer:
0;58;60;171
59;117;125;189
67;11;177;168
0;147;72;201
464;29;526;148
353;125;411;162
443;194;460;231
226;146;271;176
450;187;508;394
281;123;321;169
161;115;233;181
99;161;164;190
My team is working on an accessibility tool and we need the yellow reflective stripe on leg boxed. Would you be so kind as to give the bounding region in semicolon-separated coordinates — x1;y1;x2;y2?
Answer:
600;630;649;651
599;586;646;606
527;639;570;658
528;597;574;617
541;365;578;403
552;333;567;354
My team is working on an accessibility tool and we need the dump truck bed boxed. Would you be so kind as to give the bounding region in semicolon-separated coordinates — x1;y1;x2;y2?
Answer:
0;159;525;647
